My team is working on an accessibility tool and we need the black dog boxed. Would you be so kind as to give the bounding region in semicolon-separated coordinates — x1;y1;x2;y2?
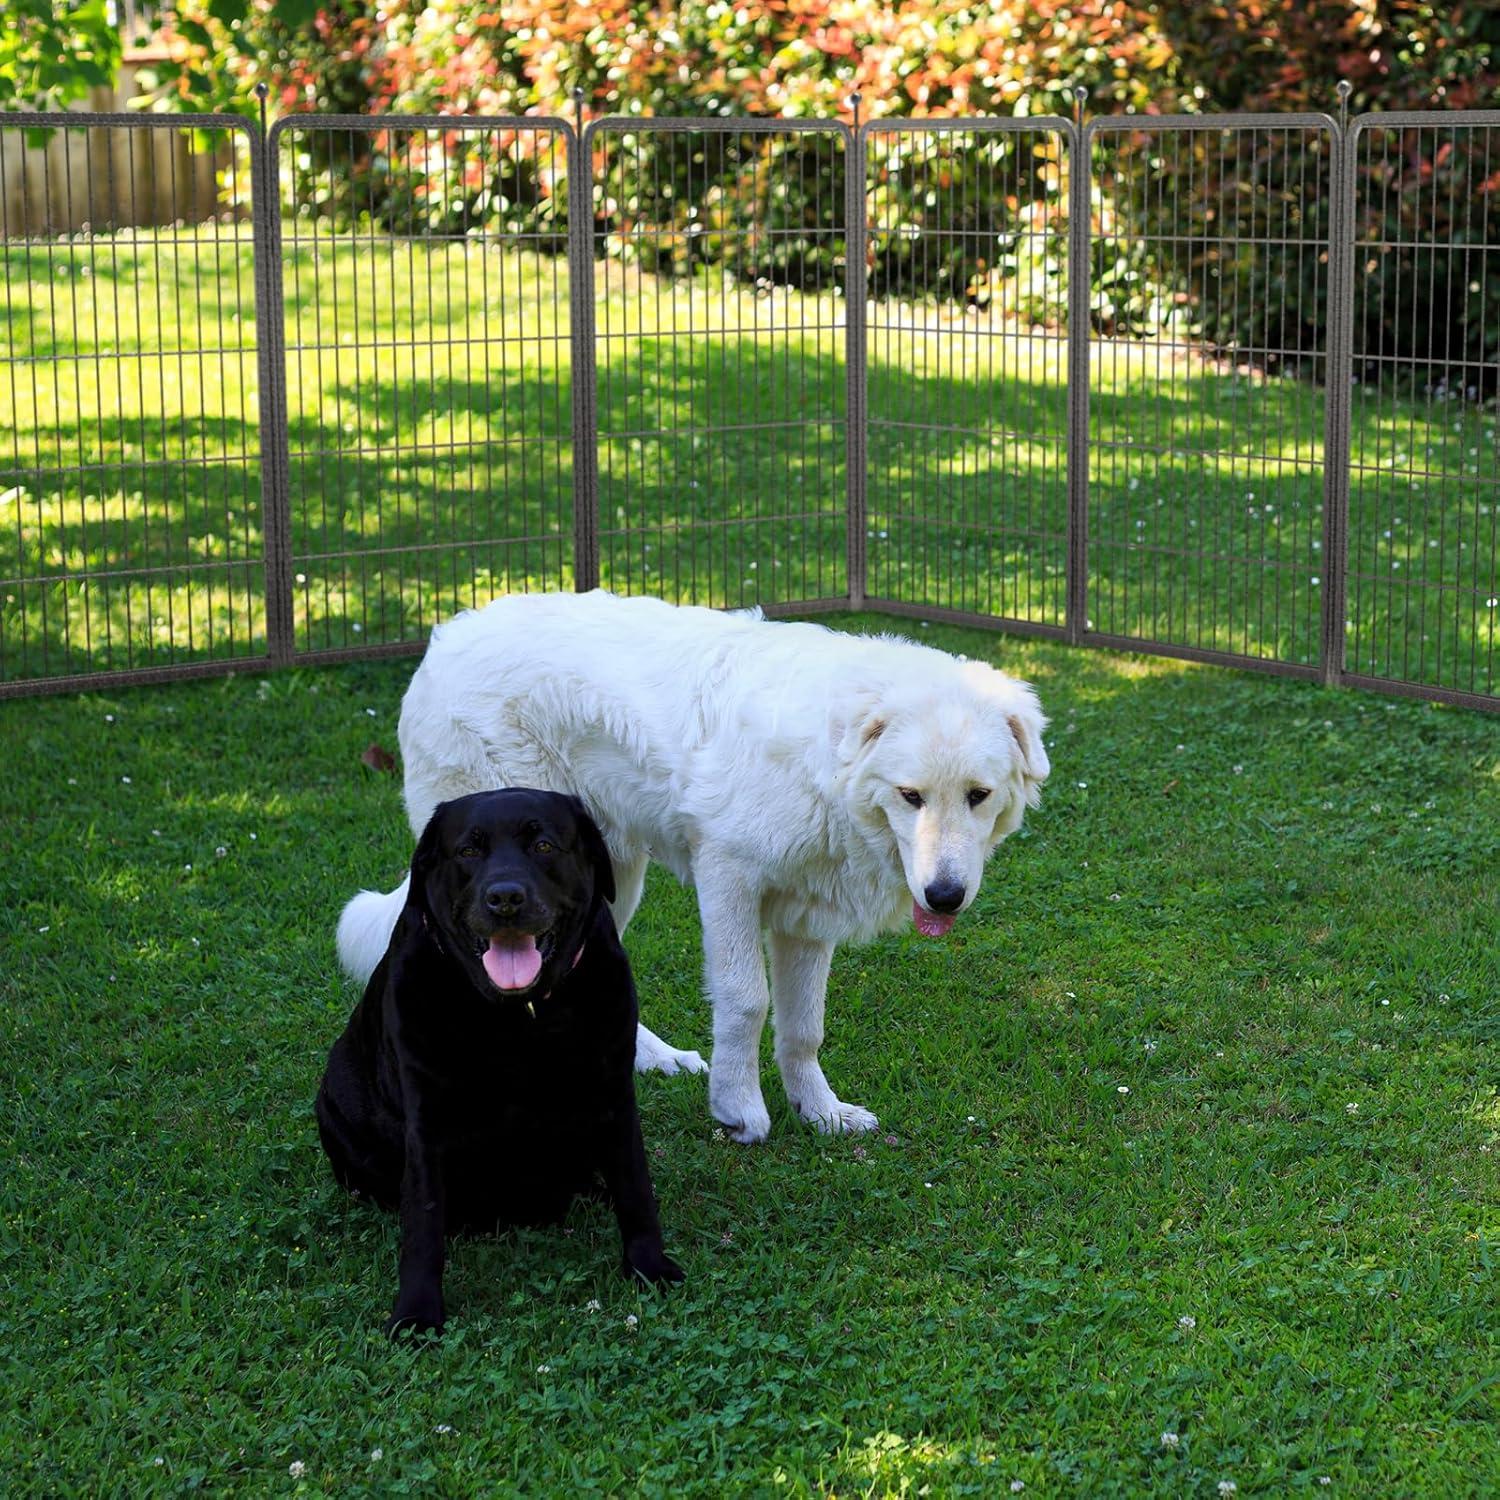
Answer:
316;788;683;1336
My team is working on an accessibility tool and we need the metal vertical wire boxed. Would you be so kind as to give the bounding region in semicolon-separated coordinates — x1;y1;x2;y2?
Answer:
1319;84;1355;688
1082;114;1336;676
269;115;575;661
1342;111;1500;708
862;115;1073;635
253;88;294;666
0;113;264;697
846;95;868;609
586;117;852;613
1066;89;1091;644
568;93;600;592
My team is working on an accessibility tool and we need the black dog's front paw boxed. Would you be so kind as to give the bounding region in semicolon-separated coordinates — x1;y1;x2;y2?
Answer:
385;1292;445;1339
623;1238;686;1286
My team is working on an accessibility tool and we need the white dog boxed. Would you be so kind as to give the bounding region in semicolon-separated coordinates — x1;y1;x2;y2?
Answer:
337;591;1049;1143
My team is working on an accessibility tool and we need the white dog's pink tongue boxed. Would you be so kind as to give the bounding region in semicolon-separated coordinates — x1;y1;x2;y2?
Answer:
483;933;542;990
913;901;956;938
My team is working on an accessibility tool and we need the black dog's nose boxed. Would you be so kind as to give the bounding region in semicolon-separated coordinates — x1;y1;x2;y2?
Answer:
923;878;966;914
483;881;527;915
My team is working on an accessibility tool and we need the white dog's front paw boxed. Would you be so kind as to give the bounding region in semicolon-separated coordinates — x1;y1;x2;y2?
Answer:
709;1076;771;1145
635;1025;709;1077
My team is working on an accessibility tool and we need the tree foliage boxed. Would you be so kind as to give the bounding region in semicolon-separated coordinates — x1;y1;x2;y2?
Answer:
0;0;123;114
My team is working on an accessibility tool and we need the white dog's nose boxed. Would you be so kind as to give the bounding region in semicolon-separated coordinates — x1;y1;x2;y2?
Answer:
923;878;965;914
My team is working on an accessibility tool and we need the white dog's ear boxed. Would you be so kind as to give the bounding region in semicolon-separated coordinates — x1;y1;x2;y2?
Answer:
960;661;1050;804
1003;687;1051;805
833;702;888;760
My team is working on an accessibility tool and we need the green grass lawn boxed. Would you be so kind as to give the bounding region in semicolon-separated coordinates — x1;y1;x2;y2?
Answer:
3;614;1497;1494
3;236;1496;697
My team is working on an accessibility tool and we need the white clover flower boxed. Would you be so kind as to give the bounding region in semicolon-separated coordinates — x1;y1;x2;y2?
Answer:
1178;1314;1196;1330
370;1448;383;1462
1160;1431;1179;1449
1346;1103;1359;1114
624;1314;639;1329
1218;1483;1237;1497
1117;1086;1130;1095
289;1460;306;1479
536;1364;551;1374
215;846;227;858
1010;1482;1025;1493
585;1298;602;1313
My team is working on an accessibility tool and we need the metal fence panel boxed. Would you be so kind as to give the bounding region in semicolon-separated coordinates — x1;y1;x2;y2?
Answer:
1082;115;1336;677
271;116;575;659
585;118;852;611
862;118;1074;635
1343;113;1500;706
1;106;1496;713
1;114;265;695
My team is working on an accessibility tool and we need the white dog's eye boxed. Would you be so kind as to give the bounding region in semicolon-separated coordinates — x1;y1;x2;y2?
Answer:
967;788;991;808
898;788;924;809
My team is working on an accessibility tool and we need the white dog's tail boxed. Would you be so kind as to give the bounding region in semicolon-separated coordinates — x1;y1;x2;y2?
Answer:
336;877;410;984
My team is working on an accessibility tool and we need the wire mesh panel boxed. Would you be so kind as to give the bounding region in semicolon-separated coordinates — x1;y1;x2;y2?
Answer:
272;117;575;657
0;115;263;693
587;119;851;610
1344;114;1500;707
1084;117;1335;672
863;120;1073;631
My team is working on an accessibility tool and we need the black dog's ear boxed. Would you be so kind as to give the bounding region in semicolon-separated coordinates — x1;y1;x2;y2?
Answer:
407;804;450;900
565;796;616;905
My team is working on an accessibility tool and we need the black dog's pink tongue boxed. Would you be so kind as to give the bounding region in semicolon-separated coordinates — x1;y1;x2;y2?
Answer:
483;933;542;991
912;900;956;938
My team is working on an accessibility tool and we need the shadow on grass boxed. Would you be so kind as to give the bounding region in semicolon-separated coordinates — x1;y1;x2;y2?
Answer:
3;280;1495;696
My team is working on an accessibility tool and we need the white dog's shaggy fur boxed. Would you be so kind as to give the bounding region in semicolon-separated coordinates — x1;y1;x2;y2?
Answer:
337;591;1049;1143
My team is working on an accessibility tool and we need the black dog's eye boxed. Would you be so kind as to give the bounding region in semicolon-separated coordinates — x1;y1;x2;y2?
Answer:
898;788;924;809
456;839;484;858
533;839;554;854
967;788;991;808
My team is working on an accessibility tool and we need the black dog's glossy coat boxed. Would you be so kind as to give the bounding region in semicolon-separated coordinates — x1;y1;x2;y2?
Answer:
316;788;683;1335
